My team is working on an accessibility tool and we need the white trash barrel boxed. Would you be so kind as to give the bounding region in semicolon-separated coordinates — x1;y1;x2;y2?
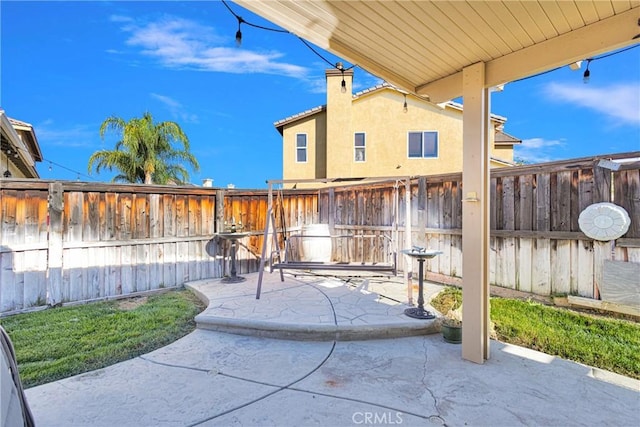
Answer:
300;224;332;262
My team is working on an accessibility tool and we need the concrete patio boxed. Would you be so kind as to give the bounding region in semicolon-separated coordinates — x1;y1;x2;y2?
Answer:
24;271;639;426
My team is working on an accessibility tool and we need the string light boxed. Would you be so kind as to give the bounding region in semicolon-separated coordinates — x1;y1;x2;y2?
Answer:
42;157;95;181
582;59;592;84
403;94;408;113
512;44;638;84
336;62;347;93
235;16;244;47
222;0;289;50
220;0;356;85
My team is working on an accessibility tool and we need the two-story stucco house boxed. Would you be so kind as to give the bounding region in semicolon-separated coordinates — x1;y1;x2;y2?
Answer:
275;69;520;187
0;109;42;178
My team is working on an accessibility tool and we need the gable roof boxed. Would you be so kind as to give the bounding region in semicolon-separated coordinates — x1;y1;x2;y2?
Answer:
274;82;508;134
8;118;43;162
274;105;326;134
495;130;522;146
0;110;42;178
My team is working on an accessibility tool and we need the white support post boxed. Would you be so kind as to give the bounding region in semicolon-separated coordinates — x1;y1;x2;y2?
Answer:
462;62;491;363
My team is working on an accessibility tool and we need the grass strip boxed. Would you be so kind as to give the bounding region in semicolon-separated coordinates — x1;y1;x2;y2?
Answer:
431;287;640;379
0;289;205;388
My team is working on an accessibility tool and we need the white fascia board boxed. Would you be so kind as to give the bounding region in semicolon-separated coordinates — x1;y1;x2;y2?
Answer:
0;110;36;168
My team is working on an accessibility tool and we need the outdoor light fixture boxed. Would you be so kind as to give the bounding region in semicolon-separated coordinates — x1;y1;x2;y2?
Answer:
583;59;592;83
235;16;244;47
4;149;11;178
403;94;408;113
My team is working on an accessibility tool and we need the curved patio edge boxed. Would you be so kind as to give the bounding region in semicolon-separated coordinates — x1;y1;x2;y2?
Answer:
194;314;440;341
185;277;442;342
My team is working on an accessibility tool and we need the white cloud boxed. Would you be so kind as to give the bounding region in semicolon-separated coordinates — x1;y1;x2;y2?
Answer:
114;15;308;78
515;138;566;164
150;93;199;124
544;82;640;126
110;15;134;23
36;120;97;148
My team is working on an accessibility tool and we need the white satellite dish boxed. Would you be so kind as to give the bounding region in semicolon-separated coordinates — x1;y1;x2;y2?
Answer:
578;202;631;241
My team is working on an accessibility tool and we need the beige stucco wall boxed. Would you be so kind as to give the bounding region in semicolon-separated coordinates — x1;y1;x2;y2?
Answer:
326;69;353;180
282;112;327;182
350;91;469;177
281;84;515;186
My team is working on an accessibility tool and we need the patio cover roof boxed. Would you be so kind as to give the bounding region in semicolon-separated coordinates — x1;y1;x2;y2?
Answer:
234;1;639;102
234;0;640;364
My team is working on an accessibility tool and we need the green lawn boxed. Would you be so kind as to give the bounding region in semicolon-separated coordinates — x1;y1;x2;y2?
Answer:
431;287;640;380
0;289;205;388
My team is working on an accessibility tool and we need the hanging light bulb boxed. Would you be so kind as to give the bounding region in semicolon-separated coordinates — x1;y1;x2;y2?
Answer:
235;16;244;47
335;62;347;94
403;94;408;113
583;59;592;84
49;162;53;171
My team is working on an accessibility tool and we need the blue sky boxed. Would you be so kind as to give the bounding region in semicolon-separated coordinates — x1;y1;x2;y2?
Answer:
1;1;639;188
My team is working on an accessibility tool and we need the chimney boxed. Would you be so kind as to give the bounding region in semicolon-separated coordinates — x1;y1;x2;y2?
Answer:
325;66;354;179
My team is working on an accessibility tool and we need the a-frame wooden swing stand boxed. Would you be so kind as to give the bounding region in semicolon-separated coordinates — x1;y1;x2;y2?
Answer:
256;176;415;300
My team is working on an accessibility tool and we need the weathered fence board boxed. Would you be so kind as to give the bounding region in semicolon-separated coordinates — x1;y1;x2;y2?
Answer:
0;153;639;313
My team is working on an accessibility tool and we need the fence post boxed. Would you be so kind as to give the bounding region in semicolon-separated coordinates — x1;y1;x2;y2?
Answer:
47;182;63;306
215;189;225;233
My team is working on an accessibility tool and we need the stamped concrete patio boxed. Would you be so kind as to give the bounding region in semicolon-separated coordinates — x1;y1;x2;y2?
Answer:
24;271;640;426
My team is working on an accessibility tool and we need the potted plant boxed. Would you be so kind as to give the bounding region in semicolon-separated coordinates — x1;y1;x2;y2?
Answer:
441;304;462;344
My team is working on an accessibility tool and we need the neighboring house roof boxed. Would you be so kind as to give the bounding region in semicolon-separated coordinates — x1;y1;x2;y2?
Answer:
490;156;516;167
8;118;43;162
274;105;326;133
275;82;509;134
0;109;42;178
495;130;522;146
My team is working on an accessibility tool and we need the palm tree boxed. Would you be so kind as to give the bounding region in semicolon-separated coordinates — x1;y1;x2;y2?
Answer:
88;112;200;185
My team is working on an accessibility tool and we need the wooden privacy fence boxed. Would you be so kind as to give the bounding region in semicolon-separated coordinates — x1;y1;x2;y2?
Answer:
1;152;638;314
312;152;640;298
0;180;322;314
315;153;639;300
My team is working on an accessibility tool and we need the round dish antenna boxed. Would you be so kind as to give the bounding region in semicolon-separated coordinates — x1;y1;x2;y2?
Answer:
578;202;631;241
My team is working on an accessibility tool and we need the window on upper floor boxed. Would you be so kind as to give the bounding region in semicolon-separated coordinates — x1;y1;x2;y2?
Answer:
354;132;365;162
408;131;438;158
296;134;307;162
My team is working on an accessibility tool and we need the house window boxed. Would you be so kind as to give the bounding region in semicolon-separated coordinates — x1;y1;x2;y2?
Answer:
296;134;307;162
408;131;438;158
354;132;365;162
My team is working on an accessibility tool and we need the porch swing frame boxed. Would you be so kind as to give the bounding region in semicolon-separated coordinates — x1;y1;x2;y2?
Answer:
256;176;414;299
